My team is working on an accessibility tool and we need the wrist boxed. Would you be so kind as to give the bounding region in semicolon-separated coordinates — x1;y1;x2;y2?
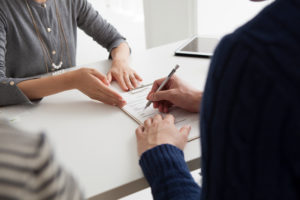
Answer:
63;70;78;90
140;144;186;185
112;58;129;66
193;91;202;112
187;89;202;113
111;42;130;63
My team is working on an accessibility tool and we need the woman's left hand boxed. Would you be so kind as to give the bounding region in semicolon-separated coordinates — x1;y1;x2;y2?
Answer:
107;59;143;91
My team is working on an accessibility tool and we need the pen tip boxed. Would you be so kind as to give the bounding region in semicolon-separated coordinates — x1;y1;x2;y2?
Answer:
144;104;149;110
175;65;180;70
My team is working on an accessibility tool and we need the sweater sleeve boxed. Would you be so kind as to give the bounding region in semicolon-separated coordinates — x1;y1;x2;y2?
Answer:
139;144;201;200
0;119;84;200
74;0;126;53
0;10;32;106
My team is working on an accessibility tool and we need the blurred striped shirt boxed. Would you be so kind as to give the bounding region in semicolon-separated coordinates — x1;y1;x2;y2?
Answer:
0;119;84;200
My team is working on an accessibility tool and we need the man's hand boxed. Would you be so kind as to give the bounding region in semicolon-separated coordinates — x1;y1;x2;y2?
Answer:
147;76;203;113
136;114;191;157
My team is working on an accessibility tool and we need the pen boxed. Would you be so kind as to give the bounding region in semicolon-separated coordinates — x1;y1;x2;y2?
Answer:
144;64;180;110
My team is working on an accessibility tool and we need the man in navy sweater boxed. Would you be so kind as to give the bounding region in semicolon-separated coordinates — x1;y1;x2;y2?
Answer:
136;0;300;199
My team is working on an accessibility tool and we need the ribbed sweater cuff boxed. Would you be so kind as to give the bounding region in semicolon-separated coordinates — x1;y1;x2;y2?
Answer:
108;38;127;53
139;144;188;186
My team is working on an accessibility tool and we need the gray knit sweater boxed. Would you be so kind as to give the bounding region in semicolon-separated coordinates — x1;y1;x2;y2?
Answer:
0;0;126;106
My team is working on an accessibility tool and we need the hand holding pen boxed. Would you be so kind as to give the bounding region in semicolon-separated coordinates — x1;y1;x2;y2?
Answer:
144;65;180;110
146;66;203;113
144;65;179;110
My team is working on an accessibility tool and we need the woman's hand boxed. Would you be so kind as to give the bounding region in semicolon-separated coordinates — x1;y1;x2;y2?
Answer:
136;114;191;157
107;59;142;91
108;42;142;91
70;68;126;107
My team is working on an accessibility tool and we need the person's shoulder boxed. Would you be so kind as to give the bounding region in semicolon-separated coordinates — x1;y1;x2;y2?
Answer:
0;119;49;156
232;0;299;47
0;0;18;8
0;0;8;18
0;0;22;20
211;31;248;66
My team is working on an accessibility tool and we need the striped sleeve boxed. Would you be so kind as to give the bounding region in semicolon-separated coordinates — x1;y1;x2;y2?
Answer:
0;120;84;200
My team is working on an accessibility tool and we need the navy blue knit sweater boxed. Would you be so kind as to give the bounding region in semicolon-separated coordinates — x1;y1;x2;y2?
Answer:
140;0;300;199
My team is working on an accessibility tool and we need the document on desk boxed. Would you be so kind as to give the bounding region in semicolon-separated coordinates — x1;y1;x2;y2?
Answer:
120;84;200;141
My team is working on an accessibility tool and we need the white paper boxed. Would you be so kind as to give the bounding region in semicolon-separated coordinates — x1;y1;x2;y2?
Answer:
120;84;200;141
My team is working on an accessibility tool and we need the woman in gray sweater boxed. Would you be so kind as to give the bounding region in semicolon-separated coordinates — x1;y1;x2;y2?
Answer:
0;0;142;107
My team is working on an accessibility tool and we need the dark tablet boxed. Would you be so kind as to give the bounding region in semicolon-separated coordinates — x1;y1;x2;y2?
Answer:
175;36;219;58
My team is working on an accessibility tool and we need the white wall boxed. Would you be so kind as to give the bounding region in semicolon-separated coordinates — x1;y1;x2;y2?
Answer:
197;0;274;37
76;0;275;65
143;0;198;49
76;0;145;66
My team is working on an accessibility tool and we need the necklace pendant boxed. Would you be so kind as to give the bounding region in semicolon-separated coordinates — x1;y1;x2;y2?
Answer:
52;61;63;69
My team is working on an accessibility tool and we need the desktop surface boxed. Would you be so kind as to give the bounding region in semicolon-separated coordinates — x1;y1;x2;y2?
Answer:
0;40;210;199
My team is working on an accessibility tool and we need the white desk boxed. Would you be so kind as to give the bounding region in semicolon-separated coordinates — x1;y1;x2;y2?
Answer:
0;41;210;199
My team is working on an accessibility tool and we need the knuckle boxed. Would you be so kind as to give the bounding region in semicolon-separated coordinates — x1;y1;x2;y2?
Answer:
166;114;174;120
118;74;124;80
182;134;188;142
80;68;88;74
152;93;157;100
132;78;137;83
136;126;140;132
184;133;189;139
88;68;95;73
154;114;161;119
152;120;158;125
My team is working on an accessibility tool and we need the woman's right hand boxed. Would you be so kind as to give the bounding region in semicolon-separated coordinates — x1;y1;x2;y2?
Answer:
69;68;126;107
